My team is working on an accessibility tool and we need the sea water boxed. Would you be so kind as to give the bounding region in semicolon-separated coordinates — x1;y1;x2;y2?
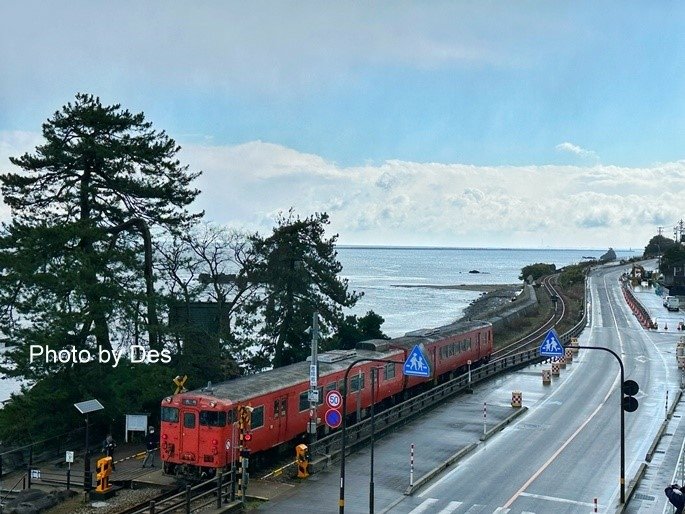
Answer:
0;247;639;403
337;247;639;337
0;346;23;405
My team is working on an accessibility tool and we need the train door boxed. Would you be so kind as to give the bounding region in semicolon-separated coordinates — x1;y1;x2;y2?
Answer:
273;395;288;443
179;409;199;458
476;331;481;359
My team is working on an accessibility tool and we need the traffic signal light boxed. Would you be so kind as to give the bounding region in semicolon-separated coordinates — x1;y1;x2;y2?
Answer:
243;432;252;442
623;379;639;412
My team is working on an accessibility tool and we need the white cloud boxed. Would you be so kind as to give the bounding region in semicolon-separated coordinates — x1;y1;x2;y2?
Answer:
2;133;683;249
556;142;599;160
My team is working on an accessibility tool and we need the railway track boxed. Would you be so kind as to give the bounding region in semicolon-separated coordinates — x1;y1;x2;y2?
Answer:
493;274;568;359
112;477;230;514
112;274;580;514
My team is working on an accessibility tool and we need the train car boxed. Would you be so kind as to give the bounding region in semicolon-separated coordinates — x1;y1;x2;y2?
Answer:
160;320;492;477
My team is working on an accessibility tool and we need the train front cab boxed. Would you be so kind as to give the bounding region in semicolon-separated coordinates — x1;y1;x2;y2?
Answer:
160;395;234;477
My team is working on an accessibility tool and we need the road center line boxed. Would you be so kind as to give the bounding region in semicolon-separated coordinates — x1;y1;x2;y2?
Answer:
502;353;619;509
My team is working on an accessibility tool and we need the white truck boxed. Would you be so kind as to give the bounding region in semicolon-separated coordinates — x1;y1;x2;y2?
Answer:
665;296;680;312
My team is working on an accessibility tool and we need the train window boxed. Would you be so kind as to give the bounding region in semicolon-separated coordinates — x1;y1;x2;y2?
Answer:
274;399;280;419
161;407;179;423
338;380;345;393
227;409;236;424
251;406;264;429
183;412;196;429
350;373;365;392
384;362;395;381
325;382;336;393
199;411;226;427
298;392;308;412
280;398;287;417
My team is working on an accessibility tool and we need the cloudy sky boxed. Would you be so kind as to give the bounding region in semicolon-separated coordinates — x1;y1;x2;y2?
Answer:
1;2;684;249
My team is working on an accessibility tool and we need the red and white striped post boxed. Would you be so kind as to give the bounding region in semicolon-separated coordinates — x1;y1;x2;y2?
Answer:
666;390;669;419
594;497;598;512
483;402;487;435
409;444;414;487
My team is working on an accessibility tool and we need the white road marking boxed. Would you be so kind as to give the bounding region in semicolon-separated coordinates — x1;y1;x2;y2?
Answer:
408;498;439;514
519;491;597;507
436;501;462;513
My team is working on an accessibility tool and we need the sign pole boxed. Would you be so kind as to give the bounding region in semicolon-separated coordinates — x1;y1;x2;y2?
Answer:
339;358;403;514
308;312;319;444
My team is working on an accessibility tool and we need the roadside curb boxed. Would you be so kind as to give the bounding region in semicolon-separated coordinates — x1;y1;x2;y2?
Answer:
615;462;647;514
480;406;529;442
403;406;529;497
645;389;682;462
620;388;683;512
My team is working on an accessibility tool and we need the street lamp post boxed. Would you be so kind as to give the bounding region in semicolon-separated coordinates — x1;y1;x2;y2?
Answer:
369;366;379;514
572;345;627;504
73;399;104;501
339;358;401;514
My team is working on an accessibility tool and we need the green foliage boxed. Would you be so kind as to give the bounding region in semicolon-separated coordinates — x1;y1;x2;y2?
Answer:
644;235;676;258
242;210;362;368
330;310;389;350
559;264;585;288
0;362;175;444
519;263;556;282
660;244;685;275
0;93;202;382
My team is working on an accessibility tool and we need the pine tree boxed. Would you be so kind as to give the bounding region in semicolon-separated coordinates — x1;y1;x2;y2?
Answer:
0;93;202;380
244;210;362;368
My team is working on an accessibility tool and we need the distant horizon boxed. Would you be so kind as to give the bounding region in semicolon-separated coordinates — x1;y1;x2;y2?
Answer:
336;244;641;253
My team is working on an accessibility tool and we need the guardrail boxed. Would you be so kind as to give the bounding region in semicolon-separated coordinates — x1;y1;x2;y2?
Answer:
308;306;587;468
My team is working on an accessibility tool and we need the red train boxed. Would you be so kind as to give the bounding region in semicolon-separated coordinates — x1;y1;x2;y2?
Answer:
160;319;493;476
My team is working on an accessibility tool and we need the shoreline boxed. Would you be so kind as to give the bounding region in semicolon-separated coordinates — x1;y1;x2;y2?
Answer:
392;283;520;292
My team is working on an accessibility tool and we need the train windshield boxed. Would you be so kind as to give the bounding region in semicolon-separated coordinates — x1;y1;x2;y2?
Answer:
161;406;179;423
199;410;227;427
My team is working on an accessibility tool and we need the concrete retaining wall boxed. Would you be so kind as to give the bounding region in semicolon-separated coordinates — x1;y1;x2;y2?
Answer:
484;284;539;333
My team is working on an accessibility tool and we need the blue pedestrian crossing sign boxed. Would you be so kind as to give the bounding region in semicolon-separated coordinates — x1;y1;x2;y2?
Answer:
403;344;432;378
539;329;564;357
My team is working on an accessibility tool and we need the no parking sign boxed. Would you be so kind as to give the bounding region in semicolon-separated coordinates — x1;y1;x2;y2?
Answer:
325;390;343;428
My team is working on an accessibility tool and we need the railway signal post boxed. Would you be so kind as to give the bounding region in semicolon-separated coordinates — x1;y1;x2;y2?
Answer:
237;405;253;501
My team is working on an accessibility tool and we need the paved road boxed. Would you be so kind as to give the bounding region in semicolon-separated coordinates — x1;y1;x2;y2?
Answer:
255;262;683;513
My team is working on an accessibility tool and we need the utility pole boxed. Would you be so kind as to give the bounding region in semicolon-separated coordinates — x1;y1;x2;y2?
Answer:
308;312;319;444
657;226;665;270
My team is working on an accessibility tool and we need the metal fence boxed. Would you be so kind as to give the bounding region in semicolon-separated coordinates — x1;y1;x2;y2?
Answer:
309;293;587;465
